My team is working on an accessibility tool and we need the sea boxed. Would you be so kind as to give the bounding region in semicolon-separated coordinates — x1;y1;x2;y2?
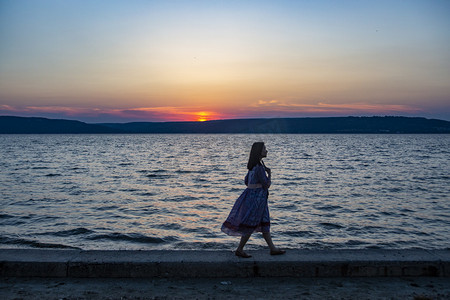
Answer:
1;134;449;251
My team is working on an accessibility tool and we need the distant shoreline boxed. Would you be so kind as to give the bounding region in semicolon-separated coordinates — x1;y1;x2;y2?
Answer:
1;115;450;134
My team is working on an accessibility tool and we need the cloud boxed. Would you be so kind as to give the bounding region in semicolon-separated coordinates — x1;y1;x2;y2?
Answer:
257;100;280;105
0;100;428;123
248;99;423;116
0;105;224;123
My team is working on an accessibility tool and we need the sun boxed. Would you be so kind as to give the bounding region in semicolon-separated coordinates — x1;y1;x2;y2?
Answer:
196;111;209;122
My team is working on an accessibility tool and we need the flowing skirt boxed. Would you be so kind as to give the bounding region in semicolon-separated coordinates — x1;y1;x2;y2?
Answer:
221;188;270;236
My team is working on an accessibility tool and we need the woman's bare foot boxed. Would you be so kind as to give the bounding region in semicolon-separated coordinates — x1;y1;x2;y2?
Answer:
235;250;252;258
270;248;286;255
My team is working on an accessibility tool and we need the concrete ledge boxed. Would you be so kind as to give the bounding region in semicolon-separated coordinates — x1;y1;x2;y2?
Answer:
1;249;449;278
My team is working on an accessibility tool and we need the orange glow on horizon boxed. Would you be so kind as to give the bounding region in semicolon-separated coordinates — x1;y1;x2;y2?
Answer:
0;102;426;123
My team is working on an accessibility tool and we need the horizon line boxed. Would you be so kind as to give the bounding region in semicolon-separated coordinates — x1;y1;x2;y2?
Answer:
1;114;449;124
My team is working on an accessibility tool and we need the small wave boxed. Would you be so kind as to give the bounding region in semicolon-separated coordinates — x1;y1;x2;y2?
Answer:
165;195;199;202
315;205;342;211
346;225;383;233
45;173;62;177
0;214;26;226
95;205;119;211
380;211;396;216
284;230;315;237
0;213;14;219
87;232;171;244
140;192;156;196
344;240;368;246
31;166;49;170
195;204;218;210
367;245;382;249
319;222;344;229
414;231;432;237
176;169;208;174
145;173;172;179
181;226;211;233
161;223;183;230
140;207;160;214
138;169;166;174
415;186;429;192
280;181;301;187
194;178;208;182
176;170;195;174
40;227;94;237
120;188;140;192
291;177;306;181
0;236;81;250
351;193;363;197
273;204;297;210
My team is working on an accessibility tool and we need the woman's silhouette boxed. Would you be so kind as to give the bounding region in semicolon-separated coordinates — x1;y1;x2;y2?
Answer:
221;142;285;258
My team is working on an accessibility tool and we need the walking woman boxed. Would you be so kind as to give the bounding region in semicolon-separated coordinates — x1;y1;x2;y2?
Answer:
221;142;285;258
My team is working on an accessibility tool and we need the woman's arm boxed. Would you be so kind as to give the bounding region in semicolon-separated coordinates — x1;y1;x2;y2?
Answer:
257;165;271;189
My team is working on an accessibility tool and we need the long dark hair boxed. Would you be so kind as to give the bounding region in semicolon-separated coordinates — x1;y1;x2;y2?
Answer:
247;142;265;170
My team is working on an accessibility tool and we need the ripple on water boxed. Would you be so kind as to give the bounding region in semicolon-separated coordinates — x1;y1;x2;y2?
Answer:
0;235;81;250
139;192;157;196
38;227;95;237
86;232;174;244
94;205;119;211
0;213;14;219
0;214;27;226
283;230;315;238
319;222;345;229
145;173;172;179
315;204;342;211
272;203;297;210
164;195;200;202
344;240;370;247
154;223;182;230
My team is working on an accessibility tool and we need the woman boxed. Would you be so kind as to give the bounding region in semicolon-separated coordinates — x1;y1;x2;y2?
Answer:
221;142;285;258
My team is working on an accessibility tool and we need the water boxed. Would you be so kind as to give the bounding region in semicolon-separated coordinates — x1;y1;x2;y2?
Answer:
1;134;449;250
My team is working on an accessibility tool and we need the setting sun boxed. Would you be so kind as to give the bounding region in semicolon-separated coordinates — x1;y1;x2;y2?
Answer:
196;112;209;122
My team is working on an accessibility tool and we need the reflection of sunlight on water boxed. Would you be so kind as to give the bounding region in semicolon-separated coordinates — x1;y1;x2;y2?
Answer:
0;134;449;250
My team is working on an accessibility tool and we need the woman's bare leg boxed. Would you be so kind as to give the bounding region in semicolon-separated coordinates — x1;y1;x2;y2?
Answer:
263;232;285;255
236;234;251;252
262;232;276;251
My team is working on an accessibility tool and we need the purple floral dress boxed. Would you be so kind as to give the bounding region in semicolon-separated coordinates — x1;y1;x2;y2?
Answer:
221;164;271;236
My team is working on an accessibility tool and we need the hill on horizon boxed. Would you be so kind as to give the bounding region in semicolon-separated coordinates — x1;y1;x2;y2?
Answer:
0;116;117;134
1;115;450;134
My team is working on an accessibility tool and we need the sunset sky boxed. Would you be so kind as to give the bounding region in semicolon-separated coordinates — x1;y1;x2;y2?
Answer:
1;0;449;122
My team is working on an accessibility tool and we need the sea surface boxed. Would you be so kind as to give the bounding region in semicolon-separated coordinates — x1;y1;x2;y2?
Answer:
1;134;449;250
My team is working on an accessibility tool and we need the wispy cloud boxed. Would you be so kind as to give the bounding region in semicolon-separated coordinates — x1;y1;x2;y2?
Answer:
0;99;426;123
0;105;225;123
248;99;423;116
